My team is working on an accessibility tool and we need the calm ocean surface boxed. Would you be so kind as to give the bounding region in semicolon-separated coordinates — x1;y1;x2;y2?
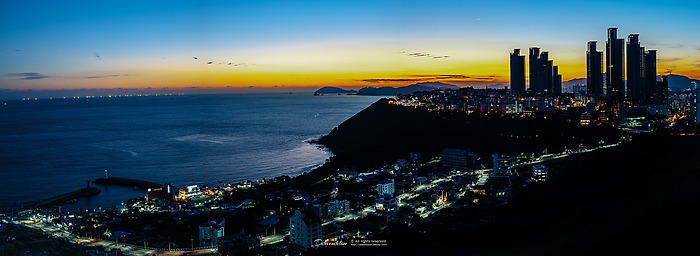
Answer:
0;93;381;211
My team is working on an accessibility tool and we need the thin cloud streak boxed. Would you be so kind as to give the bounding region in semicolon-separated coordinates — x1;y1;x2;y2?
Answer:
359;74;499;84
79;74;131;79
7;72;50;80
400;51;451;59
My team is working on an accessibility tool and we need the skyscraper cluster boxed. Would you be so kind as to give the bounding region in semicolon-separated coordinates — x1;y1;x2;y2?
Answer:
626;34;667;105
588;28;667;105
509;48;561;95
510;27;668;105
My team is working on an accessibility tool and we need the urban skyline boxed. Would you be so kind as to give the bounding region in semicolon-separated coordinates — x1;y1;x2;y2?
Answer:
1;0;700;91
510;27;671;106
2;2;699;255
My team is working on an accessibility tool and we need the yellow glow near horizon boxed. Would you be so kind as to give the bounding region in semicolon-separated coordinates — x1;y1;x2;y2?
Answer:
3;42;698;90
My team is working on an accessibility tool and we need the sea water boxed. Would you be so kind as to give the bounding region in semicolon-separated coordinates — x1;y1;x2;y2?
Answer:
0;93;381;211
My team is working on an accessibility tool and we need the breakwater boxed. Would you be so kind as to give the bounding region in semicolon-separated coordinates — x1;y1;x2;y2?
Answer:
3;187;102;213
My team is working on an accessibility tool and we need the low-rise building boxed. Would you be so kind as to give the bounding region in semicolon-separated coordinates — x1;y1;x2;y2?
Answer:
492;154;513;176
375;194;398;212
377;179;395;196
218;232;260;256
395;159;409;171
532;165;548;183
199;219;225;246
410;152;422;164
310;200;351;220
441;148;477;171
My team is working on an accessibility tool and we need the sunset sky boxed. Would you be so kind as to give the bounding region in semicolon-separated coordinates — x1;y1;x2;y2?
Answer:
1;0;699;91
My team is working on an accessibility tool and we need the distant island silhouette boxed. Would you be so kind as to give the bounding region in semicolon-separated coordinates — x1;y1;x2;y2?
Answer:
314;82;461;96
314;86;357;95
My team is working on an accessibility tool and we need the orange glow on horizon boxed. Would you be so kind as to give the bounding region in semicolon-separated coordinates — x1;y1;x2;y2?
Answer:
3;51;698;91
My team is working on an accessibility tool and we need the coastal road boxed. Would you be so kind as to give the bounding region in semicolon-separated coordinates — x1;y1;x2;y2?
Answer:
14;219;216;256
261;144;625;245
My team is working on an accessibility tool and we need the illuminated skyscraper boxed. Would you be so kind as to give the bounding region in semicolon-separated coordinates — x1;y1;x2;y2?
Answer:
510;49;526;94
553;65;562;95
606;28;625;102
586;41;604;96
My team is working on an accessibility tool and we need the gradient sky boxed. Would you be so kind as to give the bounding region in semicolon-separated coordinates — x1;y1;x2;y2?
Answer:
1;0;699;91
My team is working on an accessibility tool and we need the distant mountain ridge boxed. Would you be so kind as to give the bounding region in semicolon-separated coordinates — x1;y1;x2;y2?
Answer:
665;74;699;91
315;73;699;97
356;82;460;96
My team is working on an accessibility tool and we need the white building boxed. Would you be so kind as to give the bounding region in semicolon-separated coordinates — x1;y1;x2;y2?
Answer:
377;179;395;196
289;210;322;250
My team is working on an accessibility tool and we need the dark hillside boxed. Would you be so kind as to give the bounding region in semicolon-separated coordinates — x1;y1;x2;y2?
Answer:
442;134;700;255
313;134;700;255
317;99;621;167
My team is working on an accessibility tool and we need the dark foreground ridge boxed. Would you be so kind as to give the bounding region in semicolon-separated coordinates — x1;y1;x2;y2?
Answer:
312;134;700;256
317;98;621;168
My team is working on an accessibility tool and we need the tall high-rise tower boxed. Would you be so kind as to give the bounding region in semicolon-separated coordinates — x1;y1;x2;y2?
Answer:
606;28;625;102
627;34;644;104
586;41;604;96
553;65;562;95
510;49;526;94
529;47;541;93
644;50;665;104
541;51;553;94
529;47;554;94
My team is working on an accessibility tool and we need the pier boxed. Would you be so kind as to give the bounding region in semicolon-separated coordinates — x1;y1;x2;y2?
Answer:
93;177;163;189
34;187;101;209
3;187;102;213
